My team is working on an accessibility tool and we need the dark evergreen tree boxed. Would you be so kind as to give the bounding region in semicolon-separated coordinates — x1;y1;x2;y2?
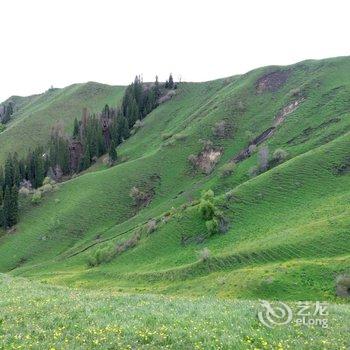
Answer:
0;166;4;192
0;207;3;228
12;152;20;187
34;148;45;188
154;76;161;98
168;73;174;89
108;140;117;164
48;133;70;175
79;148;91;171
117;116;130;141
102;104;110;118
2;102;14;124
4;154;14;188
3;186;11;228
73;118;80;139
10;185;18;226
27;150;36;186
18;160;26;183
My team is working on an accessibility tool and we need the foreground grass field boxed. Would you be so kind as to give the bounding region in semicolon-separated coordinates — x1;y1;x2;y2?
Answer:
1;274;349;350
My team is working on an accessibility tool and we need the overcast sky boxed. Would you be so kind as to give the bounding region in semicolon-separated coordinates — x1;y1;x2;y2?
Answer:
1;0;349;101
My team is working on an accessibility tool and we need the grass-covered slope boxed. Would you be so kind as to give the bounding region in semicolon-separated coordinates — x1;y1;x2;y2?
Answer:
1;274;349;349
0;82;125;163
1;56;350;302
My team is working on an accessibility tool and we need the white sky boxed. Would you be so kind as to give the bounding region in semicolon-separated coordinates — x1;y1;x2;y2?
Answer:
0;0;349;101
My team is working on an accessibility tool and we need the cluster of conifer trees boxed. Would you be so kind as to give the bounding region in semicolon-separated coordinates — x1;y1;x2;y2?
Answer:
0;153;20;228
0;148;50;228
69;74;169;172
0;74;175;228
0;101;14;124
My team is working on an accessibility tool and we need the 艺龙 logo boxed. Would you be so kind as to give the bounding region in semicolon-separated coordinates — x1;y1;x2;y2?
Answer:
258;300;293;328
257;300;329;328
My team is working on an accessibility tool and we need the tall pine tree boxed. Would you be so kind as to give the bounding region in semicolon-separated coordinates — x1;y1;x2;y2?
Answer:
108;140;117;165
4;154;14;188
10;185;18;226
3;186;11;228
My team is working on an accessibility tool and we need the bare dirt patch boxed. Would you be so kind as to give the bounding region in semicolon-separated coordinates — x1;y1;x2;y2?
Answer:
129;174;161;211
189;141;223;174
196;148;222;174
256;70;290;94
273;98;304;126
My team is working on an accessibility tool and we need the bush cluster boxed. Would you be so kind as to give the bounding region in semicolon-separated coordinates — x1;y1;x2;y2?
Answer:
198;189;227;235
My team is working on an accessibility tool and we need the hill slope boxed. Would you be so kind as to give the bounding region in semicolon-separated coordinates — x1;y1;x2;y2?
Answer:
0;82;125;163
0;56;350;302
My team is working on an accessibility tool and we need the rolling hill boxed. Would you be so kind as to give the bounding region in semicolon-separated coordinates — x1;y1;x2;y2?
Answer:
0;56;349;348
0;82;125;164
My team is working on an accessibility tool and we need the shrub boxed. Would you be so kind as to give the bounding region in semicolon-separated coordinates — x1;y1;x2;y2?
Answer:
336;275;350;297
288;87;301;97
272;148;288;163
198;189;228;235
199;200;215;220
129;186;148;207
147;219;157;234
161;132;173;141
258;146;269;172
248;165;259;178
0;124;5;133
200;139;213;150
31;190;42;205
115;231;141;255
41;184;53;193
43;176;56;186
198;248;211;262
187;154;197;166
199;189;216;220
206;218;219;235
19;179;32;190
173;133;188;141
212;120;232;138
87;243;115;267
201;189;214;201
133;119;144;130
19;187;30;196
219;163;235;177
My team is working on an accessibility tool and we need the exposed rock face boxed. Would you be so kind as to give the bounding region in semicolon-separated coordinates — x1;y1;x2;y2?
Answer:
231;97;304;164
0;105;5;122
189;143;223;174
256;70;290;93
69;140;83;172
273;98;304;126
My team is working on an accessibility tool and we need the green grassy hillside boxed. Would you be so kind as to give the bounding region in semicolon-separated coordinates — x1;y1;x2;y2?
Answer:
0;56;350;305
0;82;125;163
